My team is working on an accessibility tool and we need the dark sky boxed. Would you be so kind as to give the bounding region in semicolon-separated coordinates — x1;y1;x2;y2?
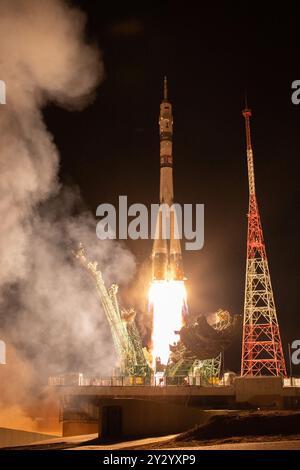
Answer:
43;1;300;373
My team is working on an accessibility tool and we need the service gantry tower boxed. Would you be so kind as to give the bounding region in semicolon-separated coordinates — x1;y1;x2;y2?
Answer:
241;106;287;376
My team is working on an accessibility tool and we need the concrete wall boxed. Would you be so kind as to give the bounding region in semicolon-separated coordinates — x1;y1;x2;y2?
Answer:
235;377;284;407
0;428;58;448
62;422;98;437
57;384;235;398
98;398;218;438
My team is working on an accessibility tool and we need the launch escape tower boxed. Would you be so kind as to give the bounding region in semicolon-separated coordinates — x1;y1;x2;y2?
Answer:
241;107;286;377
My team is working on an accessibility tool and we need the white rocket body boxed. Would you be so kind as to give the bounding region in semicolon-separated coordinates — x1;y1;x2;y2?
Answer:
152;78;184;281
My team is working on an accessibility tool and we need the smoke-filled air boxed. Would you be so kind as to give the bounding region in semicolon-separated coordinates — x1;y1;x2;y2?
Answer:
0;0;136;432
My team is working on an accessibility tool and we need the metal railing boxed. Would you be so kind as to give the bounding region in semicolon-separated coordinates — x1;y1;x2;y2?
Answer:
49;374;231;387
284;377;300;387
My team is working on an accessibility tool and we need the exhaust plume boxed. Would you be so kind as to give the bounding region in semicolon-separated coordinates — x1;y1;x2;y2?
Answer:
0;0;136;431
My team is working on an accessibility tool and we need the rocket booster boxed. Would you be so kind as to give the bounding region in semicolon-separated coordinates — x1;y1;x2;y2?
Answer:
152;77;184;281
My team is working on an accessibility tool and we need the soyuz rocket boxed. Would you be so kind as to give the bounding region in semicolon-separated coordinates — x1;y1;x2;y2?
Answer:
152;77;185;281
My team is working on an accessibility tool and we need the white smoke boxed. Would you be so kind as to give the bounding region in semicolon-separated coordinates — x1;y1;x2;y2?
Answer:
0;0;136;415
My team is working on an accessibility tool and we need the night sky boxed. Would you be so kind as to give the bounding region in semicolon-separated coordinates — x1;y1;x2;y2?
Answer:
43;1;300;373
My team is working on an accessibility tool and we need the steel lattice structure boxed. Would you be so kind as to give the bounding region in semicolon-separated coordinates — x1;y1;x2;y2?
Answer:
74;245;150;377
241;107;286;376
166;309;230;383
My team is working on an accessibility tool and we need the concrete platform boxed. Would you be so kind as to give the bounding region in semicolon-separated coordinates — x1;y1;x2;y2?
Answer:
53;378;300;438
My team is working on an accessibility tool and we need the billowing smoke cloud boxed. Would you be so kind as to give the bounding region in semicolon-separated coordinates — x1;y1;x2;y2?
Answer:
0;0;136;431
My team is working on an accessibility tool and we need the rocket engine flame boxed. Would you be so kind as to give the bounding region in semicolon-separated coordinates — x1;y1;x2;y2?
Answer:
149;280;187;367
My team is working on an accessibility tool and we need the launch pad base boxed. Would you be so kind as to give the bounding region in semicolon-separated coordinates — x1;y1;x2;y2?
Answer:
54;378;300;438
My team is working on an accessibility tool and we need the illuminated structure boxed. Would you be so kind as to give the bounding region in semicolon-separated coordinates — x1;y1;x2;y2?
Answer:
167;309;233;384
152;77;184;281
74;245;150;377
241;107;286;376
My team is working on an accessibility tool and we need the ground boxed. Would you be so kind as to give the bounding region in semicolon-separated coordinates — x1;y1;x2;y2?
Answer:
1;411;300;450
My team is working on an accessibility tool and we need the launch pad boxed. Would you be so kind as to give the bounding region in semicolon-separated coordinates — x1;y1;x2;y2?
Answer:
52;377;300;438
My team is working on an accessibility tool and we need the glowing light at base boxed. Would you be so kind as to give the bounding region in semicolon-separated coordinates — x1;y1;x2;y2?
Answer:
148;280;187;367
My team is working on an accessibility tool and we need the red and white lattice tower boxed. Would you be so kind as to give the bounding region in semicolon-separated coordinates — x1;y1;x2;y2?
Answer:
241;107;286;376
